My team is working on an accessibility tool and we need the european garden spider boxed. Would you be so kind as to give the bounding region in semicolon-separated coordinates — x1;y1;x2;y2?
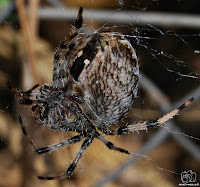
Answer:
8;7;193;180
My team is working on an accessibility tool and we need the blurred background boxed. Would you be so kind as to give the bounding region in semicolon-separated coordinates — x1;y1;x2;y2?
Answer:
0;0;200;186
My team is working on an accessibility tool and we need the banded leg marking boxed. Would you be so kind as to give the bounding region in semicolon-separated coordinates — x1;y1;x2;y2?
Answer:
36;134;85;154
94;131;130;154
38;133;94;180
115;98;194;135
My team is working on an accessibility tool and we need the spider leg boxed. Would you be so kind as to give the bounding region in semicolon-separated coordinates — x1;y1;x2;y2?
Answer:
7;80;39;95
23;84;40;95
7;81;39;105
115;98;194;135
36;134;85;155
75;7;83;29
18;115;38;149
52;49;61;82
94;131;130;154
38;132;94;180
52;7;83;82
19;115;86;154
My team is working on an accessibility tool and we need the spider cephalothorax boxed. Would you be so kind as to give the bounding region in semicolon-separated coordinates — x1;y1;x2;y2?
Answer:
8;7;193;180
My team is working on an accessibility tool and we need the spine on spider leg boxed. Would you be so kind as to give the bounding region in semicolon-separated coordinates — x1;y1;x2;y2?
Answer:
116;98;194;135
116;121;149;135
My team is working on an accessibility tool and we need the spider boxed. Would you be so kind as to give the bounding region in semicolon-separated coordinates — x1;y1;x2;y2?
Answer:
7;7;194;180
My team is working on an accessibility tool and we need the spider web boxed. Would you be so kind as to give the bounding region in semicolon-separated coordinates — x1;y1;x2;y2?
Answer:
80;1;200;186
0;0;200;186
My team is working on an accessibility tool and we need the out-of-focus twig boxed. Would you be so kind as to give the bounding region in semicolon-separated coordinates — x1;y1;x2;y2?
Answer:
45;0;66;8
16;0;36;86
28;0;40;39
15;1;41;186
0;1;15;23
140;74;200;162
95;127;170;187
38;8;200;29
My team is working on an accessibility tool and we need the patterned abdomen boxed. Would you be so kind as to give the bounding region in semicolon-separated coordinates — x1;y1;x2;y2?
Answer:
72;33;139;125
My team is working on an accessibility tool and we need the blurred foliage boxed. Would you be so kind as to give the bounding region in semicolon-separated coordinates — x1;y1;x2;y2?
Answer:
0;0;10;8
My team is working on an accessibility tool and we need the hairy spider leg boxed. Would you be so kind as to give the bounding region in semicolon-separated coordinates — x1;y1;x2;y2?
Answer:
94;131;130;154
18;115;38;149
36;134;85;154
53;7;83;82
7;81;39;105
114;98;194;135
7;80;39;95
19;115;86;154
38;132;94;180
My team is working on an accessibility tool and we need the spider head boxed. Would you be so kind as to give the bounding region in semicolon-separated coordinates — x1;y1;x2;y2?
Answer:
29;80;85;129
7;79;89;131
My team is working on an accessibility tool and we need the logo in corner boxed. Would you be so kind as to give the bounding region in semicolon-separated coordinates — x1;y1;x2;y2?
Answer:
179;170;199;186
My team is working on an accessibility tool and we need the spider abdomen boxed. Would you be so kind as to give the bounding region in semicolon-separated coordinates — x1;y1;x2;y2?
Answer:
70;32;139;125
